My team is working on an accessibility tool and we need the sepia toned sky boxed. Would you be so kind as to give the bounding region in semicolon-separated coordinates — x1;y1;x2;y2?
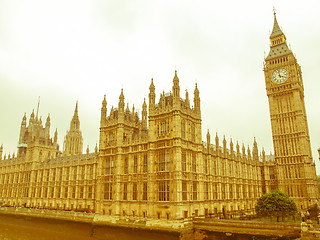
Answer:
0;1;320;173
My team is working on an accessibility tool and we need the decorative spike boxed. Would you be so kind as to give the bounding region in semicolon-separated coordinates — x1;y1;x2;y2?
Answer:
102;95;107;107
215;132;219;146
86;145;89;155
230;138;233;151
54;129;58;143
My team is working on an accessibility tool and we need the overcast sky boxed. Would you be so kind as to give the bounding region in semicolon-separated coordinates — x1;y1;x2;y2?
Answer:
0;0;320;173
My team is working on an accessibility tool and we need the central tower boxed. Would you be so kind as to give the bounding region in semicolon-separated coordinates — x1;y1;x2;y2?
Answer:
263;11;318;207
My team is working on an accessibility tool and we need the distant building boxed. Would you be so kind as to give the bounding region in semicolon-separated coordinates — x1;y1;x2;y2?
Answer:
0;11;318;221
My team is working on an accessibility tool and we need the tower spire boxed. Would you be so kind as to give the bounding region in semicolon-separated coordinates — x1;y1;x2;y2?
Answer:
270;8;283;38
36;96;40;120
265;11;291;60
74;100;78;116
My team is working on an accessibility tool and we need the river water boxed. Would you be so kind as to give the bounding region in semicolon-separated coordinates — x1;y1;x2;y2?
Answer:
0;213;301;240
0;214;179;240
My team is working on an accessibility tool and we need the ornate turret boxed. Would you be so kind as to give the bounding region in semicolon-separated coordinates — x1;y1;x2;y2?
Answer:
63;102;83;156
242;144;246;158
86;145;89;155
54;129;58;143
119;89;125;112
230;139;234;153
215;133;219;147
70;101;80;131
45;114;50;138
194;83;200;113
161;91;165;108
29;110;35;124
132;105;135;119
101;95;107;125
45;114;50;127
252;138;259;161
247;146;251;160
185;90;190;108
223;136;227;152
142;98;147;130
95;144;98;155
19;113;27;144
172;70;180;107
236;141;240;154
149;78;155;112
206;130;211;150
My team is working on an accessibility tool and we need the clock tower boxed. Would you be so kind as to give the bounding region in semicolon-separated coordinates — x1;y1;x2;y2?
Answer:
263;11;318;208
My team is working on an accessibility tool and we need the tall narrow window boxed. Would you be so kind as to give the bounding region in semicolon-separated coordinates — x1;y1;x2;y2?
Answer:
182;181;187;201
51;187;54;198
191;123;195;142
80;186;84;198
105;157;113;175
38;187;42;198
181;121;185;139
221;184;225;199
52;169;56;181
88;186;92;199
57;187;61;198
143;182;148;200
64;187;68;198
124;157;128;174
65;167;70;180
204;156;208;174
59;168;63;181
109;132;114;145
192;153;196;172
205;182;209;200
72;187;76;198
165;151;170;171
132;183;137;200
73;167;77;180
143;154;148;173
181;151;186;172
134;156;138;173
104;183;112;200
161;121;168;136
89;165;94;179
159;181;170;201
81;166;85;179
159;150;170;172
193;182;197;200
123;183;127;200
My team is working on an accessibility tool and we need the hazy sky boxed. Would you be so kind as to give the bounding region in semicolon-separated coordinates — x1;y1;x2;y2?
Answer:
1;1;320;172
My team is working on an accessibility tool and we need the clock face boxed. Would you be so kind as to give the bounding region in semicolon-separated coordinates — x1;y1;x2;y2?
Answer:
272;68;289;84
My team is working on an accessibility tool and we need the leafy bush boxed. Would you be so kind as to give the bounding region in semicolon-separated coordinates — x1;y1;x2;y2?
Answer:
255;190;298;221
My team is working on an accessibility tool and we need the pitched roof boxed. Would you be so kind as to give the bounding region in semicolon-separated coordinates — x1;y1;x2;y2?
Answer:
266;43;291;60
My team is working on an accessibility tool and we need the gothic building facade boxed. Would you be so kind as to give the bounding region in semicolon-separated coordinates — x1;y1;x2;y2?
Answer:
0;12;318;221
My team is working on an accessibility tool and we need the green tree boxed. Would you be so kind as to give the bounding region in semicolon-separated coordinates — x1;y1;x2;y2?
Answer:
255;190;298;222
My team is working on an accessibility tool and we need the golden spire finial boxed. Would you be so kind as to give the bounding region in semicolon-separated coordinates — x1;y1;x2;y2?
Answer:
273;6;276;16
